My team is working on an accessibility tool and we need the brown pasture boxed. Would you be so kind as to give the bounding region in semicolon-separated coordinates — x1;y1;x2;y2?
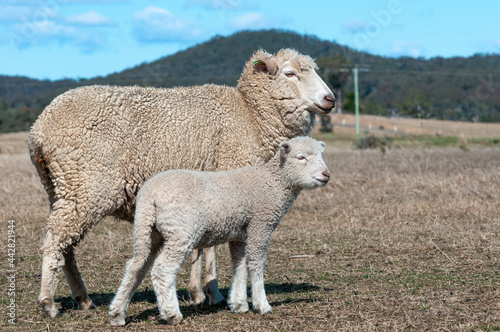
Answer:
0;130;499;331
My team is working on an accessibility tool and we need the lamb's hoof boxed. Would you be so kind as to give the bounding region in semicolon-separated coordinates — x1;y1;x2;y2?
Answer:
109;315;126;326
109;306;126;326
254;304;272;315
40;298;60;319
161;312;183;325
229;301;249;314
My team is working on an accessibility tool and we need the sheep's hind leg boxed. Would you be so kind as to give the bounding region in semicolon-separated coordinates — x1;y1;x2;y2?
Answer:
187;249;206;305
109;228;162;326
39;205;87;319
203;246;226;305
38;231;64;319
62;245;95;311
151;244;192;325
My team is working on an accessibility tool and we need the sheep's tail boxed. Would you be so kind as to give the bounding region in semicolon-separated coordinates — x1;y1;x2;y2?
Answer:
132;193;158;257
28;126;56;205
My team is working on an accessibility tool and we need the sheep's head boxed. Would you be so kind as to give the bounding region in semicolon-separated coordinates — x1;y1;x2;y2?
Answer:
279;137;330;190
242;49;335;114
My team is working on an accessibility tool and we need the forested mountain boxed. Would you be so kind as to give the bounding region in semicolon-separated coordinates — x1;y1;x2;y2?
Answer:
1;29;499;132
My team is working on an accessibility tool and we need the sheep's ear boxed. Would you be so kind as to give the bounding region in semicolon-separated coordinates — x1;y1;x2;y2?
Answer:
279;141;291;161
319;141;326;149
253;59;278;76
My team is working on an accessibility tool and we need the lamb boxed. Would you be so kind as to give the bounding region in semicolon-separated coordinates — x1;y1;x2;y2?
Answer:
109;136;330;326
28;48;335;318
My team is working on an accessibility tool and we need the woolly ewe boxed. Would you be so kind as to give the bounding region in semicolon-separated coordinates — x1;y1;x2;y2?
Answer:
28;48;334;318
109;137;330;325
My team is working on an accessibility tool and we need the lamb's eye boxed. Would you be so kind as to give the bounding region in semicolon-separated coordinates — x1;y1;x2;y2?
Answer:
297;156;306;161
285;72;295;77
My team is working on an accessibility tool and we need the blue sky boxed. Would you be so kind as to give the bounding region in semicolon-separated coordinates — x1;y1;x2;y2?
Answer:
1;0;499;80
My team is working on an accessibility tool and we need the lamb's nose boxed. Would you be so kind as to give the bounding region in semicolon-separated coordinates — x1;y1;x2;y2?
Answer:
323;171;330;180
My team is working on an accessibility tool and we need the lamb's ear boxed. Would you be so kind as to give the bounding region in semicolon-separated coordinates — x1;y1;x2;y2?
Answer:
253;59;278;76
279;141;291;161
319;141;326;150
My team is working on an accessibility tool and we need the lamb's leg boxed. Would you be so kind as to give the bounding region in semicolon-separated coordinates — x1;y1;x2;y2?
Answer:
151;245;191;325
62;245;94;311
228;241;249;313
247;237;272;315
187;249;205;305
109;228;162;326
203;246;226;305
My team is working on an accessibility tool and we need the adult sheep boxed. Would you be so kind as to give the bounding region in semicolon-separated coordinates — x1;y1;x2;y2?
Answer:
29;48;335;318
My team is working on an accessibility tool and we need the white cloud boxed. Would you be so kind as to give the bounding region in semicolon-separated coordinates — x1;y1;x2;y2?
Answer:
0;5;57;22
8;19;108;53
494;38;500;49
341;18;367;34
390;41;426;58
66;11;114;26
229;12;269;31
133;6;205;43
184;0;243;10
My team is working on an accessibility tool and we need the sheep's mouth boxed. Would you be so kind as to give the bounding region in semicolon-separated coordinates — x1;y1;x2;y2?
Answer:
313;103;333;114
314;178;329;186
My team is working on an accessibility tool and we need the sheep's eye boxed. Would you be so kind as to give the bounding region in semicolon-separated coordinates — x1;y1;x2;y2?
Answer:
285;72;295;77
297;155;306;161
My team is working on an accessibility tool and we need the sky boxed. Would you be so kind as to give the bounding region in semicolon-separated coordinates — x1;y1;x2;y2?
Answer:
1;0;499;81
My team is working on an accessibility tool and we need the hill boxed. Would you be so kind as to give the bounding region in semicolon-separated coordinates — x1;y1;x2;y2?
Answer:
0;29;499;133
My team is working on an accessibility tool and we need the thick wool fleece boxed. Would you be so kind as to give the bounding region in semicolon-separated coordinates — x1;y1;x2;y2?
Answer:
28;49;319;254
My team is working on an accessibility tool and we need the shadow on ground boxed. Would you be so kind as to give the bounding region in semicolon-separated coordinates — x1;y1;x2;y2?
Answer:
54;282;327;321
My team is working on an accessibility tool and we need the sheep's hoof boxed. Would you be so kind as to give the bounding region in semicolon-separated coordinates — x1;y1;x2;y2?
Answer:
109;314;126;326
204;283;226;306
254;304;272;315
188;289;206;306
75;296;96;310
229;301;249;314
109;306;126;326
40;298;61;319
161;313;183;325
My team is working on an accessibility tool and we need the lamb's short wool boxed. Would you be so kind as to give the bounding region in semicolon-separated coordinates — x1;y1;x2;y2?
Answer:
109;137;331;326
29;49;335;318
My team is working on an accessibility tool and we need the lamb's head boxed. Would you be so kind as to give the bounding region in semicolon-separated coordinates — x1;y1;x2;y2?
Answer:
240;48;335;114
279;137;330;190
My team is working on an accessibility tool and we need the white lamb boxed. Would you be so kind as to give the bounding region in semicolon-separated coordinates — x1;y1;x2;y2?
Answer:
109;137;330;326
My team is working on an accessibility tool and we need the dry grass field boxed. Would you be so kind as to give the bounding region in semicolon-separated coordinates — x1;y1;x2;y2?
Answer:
0;129;499;331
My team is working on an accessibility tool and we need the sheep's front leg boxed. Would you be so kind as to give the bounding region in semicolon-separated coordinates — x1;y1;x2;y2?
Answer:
228;241;249;313
246;235;272;315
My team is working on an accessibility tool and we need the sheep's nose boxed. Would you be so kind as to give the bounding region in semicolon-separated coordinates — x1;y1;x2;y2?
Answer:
323;93;335;109
323;170;330;180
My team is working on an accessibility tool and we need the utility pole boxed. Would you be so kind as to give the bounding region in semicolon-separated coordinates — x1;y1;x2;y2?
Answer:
339;65;369;135
353;66;360;135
